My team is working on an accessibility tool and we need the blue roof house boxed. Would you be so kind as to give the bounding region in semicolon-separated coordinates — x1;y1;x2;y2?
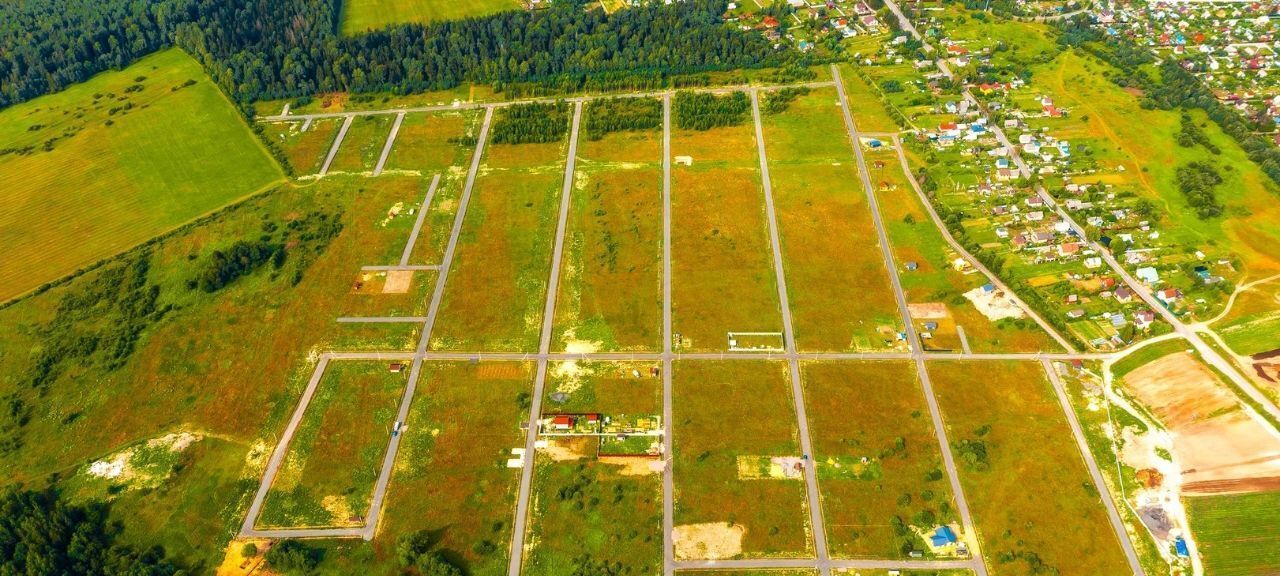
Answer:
931;526;958;547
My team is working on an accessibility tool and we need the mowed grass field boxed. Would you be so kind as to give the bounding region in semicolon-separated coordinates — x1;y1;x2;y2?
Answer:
523;362;664;575
930;361;1130;575
1185;491;1280;576
0;48;283;302
1211;280;1280;356
375;361;531;574
803;361;956;558
552;112;664;352
429;129;566;352
672;361;811;558
759;88;900;351
258;361;406;529
670;121;782;352
340;0;522;34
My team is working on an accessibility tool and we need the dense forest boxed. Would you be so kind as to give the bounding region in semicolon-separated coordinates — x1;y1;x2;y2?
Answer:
1;0;800;111
490;102;572;144
674;91;752;130
584;98;663;140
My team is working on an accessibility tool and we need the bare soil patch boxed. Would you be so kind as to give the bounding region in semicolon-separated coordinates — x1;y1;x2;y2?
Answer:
476;363;529;380
600;455;662;476
1125;353;1280;492
540;437;593;462
907;302;950;319
382;270;413;294
673;522;745;560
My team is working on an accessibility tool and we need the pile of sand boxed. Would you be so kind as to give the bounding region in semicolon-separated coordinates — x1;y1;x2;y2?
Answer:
963;286;1026;321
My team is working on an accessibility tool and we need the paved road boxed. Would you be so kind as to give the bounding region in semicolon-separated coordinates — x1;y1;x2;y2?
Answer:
373;111;406;176
661;94;678;575
317;349;1114;362
318;115;353;176
890;134;1077;353
259;82;839;122
360;105;495;540
750;89;833;574
672;558;981;570
400;173;441;266
335;317;428;324
240;355;334;537
506;101;583;576
1042;359;1147;575
360;264;440;271
832;63;990;576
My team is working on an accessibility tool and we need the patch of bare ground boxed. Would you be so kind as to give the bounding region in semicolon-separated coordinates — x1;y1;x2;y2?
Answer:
673;522;745;560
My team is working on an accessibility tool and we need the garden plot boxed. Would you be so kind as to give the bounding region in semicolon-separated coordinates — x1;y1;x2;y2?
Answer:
522;361;664;575
257;361;408;529
931;361;1131;575
803;361;959;559
672;361;810;559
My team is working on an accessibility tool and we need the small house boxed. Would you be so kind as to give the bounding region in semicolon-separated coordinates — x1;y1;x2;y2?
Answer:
551;415;574;431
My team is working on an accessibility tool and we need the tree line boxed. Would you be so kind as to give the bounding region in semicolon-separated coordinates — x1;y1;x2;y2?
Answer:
1;0;804;111
584;98;662;140
674;91;751;130
490;102;571;145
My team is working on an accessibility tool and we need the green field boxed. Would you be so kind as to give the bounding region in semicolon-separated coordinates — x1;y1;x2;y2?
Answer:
329;115;395;174
1186;491;1280;576
258;361;406;528
1212;281;1280;356
759;87;902;351
670;123;782;352
672;361;810;558
384;110;480;175
375;361;532;574
930;361;1131;575
265;117;341;174
0;48;283;302
429;133;566;352
551;117;664;352
803;361;957;558
341;0;523;34
523;362;664;575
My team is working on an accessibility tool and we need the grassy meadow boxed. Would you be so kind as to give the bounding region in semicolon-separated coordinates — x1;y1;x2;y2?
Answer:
264;117;341;175
1186;491;1280;576
258;361;406;529
0;48;283;302
759;87;901;351
802;361;956;558
670;122;782;352
384;110;480;175
672;361;811;558
329;114;394;174
551;109;664;352
930;361;1131;575
1211;280;1280;356
340;0;523;34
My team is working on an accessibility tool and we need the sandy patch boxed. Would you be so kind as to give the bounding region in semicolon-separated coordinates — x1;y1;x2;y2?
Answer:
540;437;593;461
600;456;663;476
1124;352;1280;493
87;431;204;484
674;523;744;560
382;270;413;294
476;363;528;380
964;286;1026;320
216;539;274;576
908;302;950;319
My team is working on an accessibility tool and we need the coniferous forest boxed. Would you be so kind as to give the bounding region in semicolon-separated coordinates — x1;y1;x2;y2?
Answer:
1;0;802;110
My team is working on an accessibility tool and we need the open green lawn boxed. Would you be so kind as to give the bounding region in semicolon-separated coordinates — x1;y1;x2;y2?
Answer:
0;48;283;302
758;88;900;351
523;362;664;575
551;123;664;352
803;361;957;559
258;361;407;529
930;361;1131;575
672;361;810;558
1186;491;1280;576
1212;281;1280;356
340;0;523;34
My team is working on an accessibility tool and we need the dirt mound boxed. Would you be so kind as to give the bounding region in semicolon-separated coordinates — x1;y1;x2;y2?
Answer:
673;522;744;560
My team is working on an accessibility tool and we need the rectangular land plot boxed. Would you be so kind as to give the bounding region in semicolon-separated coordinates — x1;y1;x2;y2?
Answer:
672;361;810;559
803;361;958;559
523;361;664;575
759;87;901;351
670;122;782;352
384;110;480;174
257;360;408;529
429;137;566;352
1186;491;1280;576
552;118;664;352
930;361;1130;575
377;361;533;575
329;114;395;174
873;151;1059;353
265;117;342;175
